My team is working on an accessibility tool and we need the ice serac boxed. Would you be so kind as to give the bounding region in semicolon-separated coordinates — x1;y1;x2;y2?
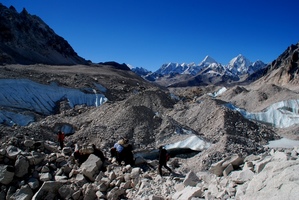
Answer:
0;79;108;126
225;99;299;128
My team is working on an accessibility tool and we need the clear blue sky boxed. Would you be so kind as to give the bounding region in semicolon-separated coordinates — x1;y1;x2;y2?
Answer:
1;0;299;71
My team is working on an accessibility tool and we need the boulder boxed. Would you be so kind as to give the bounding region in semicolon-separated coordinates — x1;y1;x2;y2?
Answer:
14;155;29;178
0;165;14;185
26;152;46;165
39;172;52;182
209;154;244;176
80;154;102;181
240;160;299;200
223;163;234;177
83;184;96;200
62;147;72;156
172;186;203;200
254;156;272;173
230;169;254;184
6;145;22;159
27;177;40;190
131;167;142;179
58;184;75;199
107;187;125;200
24;140;35;148
183;171;200;186
32;181;63;200
8;185;33;200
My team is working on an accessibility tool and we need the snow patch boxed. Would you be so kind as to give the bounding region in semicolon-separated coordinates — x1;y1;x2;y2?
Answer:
208;87;227;97
265;138;299;148
165;135;211;151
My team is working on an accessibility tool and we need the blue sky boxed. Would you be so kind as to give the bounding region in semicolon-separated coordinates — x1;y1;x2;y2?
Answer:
1;0;299;71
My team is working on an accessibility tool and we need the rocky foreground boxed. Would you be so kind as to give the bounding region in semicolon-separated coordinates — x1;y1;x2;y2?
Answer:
1;134;299;200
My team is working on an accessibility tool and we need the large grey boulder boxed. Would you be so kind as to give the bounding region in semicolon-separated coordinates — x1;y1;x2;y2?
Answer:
58;184;75;199
6;145;22;159
8;185;33;200
183;171;200;186
240;160;299;200
0;165;14;185
26;152;46;165
209;154;244;176
230;169;254;184
32;181;63;200
24;140;35;148
15;155;29;178
80;154;102;181
27;177;40;190
172;186;203;200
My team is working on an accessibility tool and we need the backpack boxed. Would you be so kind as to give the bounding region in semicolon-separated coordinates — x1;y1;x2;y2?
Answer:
166;153;170;161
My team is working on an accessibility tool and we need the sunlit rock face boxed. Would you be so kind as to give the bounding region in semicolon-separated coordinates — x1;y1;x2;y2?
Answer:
0;79;107;126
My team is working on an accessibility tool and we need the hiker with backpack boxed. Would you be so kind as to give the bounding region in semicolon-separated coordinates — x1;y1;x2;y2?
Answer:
57;131;65;150
111;138;126;164
110;137;134;165
158;146;172;176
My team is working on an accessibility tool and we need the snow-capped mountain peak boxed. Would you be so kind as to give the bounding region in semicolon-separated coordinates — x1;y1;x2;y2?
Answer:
200;55;218;65
228;54;252;69
226;54;253;75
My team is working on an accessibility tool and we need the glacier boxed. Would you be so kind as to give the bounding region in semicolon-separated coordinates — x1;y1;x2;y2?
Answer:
224;99;299;128
0;79;108;126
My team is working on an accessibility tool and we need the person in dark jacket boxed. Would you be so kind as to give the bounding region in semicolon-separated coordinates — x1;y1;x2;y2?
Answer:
158;146;172;176
92;144;106;163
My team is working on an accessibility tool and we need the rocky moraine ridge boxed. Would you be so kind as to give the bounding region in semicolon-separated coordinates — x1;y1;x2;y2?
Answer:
1;134;299;200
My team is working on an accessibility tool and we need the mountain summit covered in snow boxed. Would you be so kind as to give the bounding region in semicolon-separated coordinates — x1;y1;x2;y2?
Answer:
132;54;267;86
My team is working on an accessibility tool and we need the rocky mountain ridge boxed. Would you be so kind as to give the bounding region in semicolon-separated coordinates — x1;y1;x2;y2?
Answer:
0;4;87;65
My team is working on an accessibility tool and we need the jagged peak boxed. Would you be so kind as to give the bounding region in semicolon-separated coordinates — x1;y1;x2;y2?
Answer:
229;54;252;67
9;5;17;12
20;8;29;15
200;55;217;65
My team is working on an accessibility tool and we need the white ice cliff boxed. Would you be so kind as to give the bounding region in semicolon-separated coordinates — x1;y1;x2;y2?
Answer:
225;99;299;128
0;79;108;126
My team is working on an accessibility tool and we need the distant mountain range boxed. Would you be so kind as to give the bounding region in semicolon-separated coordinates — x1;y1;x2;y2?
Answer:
132;55;267;86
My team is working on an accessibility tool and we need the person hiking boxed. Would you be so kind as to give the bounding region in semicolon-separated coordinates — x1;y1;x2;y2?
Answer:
92;144;106;163
110;138;128;164
158;146;172;176
122;143;135;166
57;131;65;150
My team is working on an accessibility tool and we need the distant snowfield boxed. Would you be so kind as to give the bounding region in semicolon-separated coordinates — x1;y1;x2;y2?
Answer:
0;79;108;126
